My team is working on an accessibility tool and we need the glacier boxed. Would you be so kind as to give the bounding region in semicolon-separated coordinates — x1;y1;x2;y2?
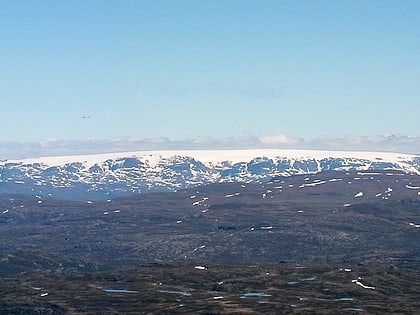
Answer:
0;149;419;200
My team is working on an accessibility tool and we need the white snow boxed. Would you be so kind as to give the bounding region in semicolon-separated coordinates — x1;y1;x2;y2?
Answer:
406;184;420;189
299;180;326;188
354;192;364;198
357;172;381;175
6;149;418;169
352;279;375;290
225;193;239;198
2;149;419;197
194;265;207;270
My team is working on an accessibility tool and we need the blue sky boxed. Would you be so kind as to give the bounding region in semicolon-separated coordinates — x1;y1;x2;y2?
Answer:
1;0;419;142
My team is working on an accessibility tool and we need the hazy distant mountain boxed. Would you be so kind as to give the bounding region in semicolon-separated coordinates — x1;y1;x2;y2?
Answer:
1;149;419;200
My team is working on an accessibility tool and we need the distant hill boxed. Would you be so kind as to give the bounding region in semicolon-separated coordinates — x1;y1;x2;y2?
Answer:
1;170;418;269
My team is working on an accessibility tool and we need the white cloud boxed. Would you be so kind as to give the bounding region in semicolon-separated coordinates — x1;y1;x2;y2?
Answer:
307;134;420;154
0;134;419;159
259;134;302;145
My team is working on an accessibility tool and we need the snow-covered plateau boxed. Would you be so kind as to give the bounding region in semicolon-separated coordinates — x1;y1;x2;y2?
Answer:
1;149;419;200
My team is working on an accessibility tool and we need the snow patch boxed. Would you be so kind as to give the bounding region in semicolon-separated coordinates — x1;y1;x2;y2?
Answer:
299;180;326;188
352;279;375;290
194;265;207;270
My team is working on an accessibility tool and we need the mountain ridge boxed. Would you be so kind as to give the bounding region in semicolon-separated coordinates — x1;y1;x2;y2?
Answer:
1;149;419;200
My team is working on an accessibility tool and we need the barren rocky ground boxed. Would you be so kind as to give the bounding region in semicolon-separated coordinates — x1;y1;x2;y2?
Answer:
0;171;419;314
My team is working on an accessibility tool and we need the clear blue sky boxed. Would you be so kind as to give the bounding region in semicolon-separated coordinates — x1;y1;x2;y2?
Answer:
1;0;419;142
